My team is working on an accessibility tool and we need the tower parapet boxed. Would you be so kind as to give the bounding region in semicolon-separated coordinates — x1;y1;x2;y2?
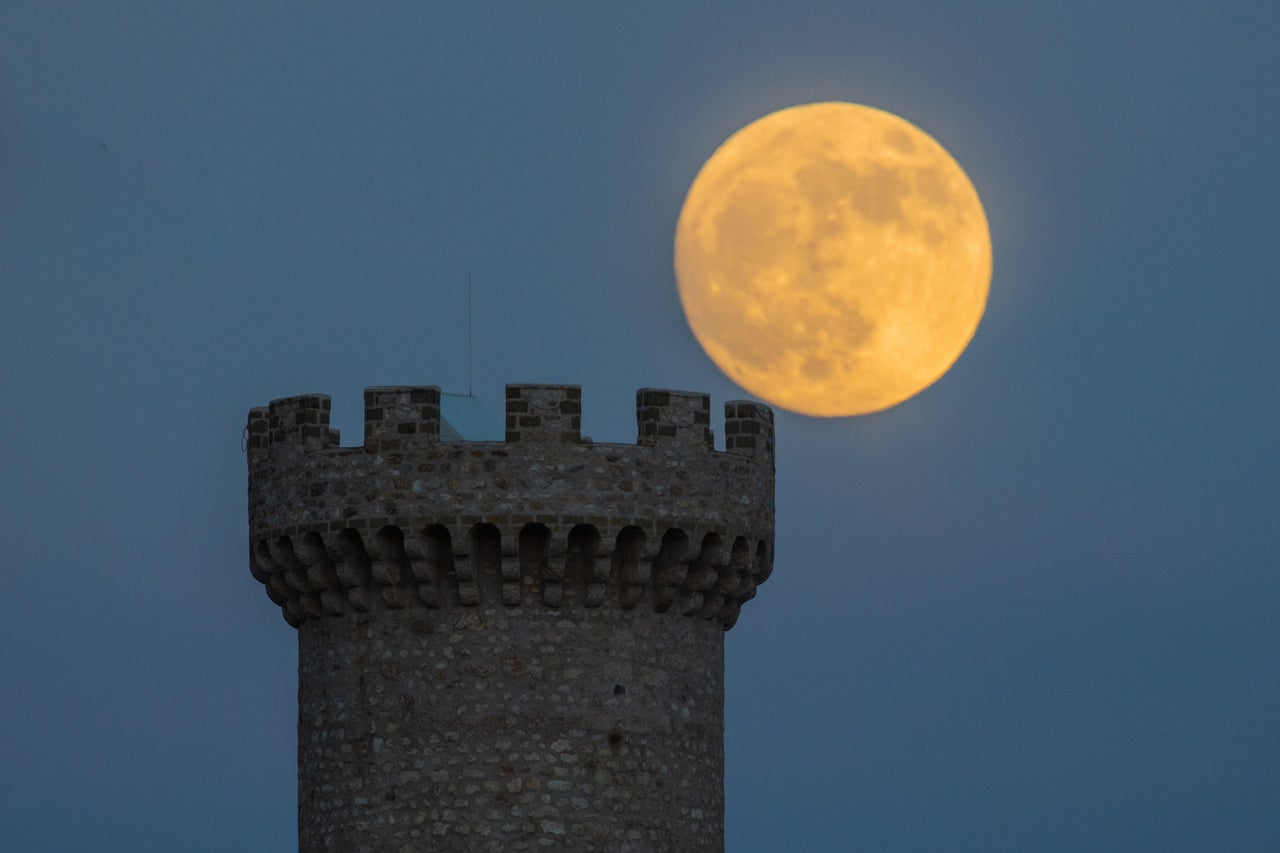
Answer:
247;383;775;851
248;384;774;629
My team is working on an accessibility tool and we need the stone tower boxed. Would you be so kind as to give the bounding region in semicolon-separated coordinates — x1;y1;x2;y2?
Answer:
246;384;775;851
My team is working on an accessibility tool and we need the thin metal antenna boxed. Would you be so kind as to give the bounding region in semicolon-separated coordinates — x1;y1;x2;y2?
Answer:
467;270;473;397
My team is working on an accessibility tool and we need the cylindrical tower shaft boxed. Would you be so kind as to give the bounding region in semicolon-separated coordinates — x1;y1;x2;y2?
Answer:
299;608;723;850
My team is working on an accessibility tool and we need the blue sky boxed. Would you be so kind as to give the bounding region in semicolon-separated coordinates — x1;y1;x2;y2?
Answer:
1;3;1277;850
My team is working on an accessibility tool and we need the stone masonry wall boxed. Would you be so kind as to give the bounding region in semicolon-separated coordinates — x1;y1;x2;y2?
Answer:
299;606;724;851
246;384;775;851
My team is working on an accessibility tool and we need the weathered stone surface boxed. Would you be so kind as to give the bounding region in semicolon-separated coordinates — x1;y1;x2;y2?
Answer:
298;607;724;852
246;384;775;851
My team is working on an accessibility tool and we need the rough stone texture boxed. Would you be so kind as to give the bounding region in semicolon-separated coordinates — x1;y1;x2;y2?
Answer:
246;384;775;851
299;608;723;852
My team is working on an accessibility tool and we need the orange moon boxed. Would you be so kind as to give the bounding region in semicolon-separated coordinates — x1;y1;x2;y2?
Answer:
674;102;991;417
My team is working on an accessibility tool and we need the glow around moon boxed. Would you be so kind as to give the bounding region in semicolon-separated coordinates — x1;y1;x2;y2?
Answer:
674;102;991;417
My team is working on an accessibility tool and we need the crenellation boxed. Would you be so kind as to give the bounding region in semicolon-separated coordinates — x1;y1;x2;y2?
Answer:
246;406;270;463
636;388;713;450
364;385;441;450
506;384;582;444
267;394;333;455
724;400;775;461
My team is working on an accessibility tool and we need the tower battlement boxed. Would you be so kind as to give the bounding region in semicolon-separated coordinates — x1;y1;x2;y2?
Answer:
246;382;775;851
248;384;774;630
247;383;773;458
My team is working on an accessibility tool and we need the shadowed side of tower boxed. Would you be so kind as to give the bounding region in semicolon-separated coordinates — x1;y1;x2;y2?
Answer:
246;384;775;852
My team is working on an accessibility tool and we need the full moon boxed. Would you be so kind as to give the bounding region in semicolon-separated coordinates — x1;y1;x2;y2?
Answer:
674;102;991;417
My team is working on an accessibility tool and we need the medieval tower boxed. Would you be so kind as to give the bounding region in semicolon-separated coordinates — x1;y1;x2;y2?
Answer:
246;383;775;851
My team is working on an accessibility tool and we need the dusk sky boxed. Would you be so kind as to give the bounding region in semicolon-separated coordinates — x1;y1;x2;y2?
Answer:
2;3;1277;851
